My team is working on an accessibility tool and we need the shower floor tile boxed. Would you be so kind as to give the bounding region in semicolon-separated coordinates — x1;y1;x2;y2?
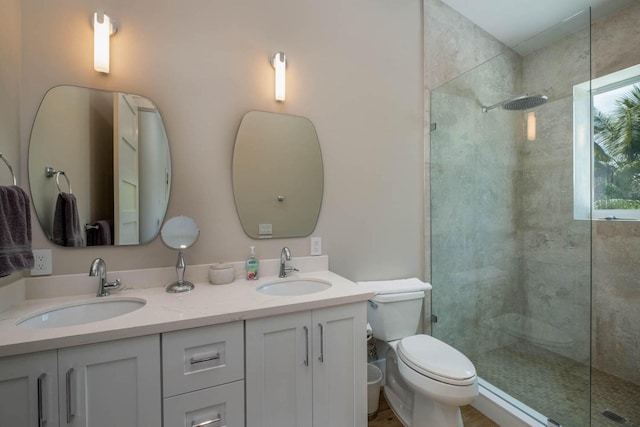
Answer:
473;341;640;427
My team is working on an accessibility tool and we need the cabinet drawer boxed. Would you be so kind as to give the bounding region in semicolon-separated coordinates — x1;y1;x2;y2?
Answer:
163;380;244;427
163;322;244;397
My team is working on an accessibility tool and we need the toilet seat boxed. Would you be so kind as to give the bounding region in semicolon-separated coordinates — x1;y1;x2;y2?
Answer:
397;335;476;386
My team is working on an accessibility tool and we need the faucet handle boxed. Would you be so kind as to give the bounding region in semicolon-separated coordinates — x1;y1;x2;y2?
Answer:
105;278;122;290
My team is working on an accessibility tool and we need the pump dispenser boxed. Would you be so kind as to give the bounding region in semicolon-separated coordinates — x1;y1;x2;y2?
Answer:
246;246;259;280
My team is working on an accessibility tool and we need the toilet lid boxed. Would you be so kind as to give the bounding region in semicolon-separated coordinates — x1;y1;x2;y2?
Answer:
397;335;476;386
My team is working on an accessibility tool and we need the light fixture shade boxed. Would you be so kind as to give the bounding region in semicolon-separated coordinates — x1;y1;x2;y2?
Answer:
93;11;111;73
272;52;286;102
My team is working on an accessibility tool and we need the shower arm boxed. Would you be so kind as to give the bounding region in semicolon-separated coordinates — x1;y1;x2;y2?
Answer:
481;102;503;113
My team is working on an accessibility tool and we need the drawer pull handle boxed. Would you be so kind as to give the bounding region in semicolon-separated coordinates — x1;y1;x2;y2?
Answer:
192;416;221;427
318;323;325;363
303;326;309;366
37;373;46;427
66;368;75;423
190;353;221;365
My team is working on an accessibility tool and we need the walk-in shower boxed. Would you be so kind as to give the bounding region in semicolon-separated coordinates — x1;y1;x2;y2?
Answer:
481;94;548;112
429;3;640;426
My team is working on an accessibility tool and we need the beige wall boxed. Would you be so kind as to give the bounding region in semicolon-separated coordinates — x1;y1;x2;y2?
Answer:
0;0;23;286
18;0;423;280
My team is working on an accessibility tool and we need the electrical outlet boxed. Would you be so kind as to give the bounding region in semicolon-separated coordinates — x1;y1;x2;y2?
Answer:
310;237;322;256
31;249;52;276
258;223;273;236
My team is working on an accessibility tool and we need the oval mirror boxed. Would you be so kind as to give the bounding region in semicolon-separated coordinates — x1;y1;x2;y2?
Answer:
232;111;323;239
28;85;171;247
161;216;199;293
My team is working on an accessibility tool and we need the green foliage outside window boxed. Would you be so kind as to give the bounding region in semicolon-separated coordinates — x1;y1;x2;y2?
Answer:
593;85;640;210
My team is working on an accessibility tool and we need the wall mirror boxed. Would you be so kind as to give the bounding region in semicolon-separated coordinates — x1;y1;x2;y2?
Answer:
29;85;171;247
232;111;323;239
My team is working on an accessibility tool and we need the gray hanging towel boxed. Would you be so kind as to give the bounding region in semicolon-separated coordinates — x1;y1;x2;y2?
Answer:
87;220;113;246
0;185;34;276
52;192;84;247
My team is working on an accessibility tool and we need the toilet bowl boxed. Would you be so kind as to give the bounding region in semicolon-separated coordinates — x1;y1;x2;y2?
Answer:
361;281;479;427
393;336;478;427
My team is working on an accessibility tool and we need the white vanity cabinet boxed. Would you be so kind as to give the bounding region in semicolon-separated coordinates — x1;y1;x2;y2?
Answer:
0;350;59;427
245;302;367;427
57;335;161;427
0;335;160;427
162;321;245;427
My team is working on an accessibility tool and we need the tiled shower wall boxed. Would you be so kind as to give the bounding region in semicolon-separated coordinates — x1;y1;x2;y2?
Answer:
590;4;640;385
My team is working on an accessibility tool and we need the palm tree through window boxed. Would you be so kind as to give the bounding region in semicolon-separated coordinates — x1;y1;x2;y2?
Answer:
593;83;640;213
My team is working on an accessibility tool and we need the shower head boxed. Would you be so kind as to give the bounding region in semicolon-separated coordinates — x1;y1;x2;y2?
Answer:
482;94;548;113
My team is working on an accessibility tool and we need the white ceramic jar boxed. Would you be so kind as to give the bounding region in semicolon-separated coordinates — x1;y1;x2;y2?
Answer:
208;263;235;285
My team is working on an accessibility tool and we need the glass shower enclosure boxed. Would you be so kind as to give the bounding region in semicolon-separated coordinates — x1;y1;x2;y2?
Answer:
430;10;592;427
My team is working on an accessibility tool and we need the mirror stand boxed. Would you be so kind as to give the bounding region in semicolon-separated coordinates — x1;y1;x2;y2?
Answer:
166;249;195;293
160;215;200;294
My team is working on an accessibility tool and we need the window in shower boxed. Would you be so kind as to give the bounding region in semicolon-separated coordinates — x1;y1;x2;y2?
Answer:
573;64;640;220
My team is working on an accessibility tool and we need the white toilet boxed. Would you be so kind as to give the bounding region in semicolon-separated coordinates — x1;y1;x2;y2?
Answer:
367;289;478;427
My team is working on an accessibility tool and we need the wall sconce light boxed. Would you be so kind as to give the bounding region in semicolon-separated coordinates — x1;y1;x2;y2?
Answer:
527;112;537;141
270;52;287;102
92;11;118;74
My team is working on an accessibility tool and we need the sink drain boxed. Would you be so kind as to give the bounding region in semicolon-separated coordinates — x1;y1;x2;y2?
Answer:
602;410;627;424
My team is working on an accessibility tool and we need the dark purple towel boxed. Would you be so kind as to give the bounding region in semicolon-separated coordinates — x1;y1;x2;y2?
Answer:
87;220;113;246
0;185;34;276
52;192;84;247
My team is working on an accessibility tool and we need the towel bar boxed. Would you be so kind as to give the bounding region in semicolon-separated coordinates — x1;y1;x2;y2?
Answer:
0;153;17;185
45;166;73;194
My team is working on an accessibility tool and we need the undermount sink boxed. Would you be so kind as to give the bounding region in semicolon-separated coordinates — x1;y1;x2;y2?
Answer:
257;278;332;296
17;298;146;329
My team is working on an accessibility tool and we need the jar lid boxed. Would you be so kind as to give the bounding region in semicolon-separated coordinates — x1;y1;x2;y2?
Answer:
210;263;233;270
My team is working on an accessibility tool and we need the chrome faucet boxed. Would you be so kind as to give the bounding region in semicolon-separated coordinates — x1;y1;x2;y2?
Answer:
89;258;121;297
279;247;299;278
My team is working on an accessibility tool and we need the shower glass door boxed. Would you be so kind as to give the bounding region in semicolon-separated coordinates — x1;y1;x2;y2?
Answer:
430;10;592;427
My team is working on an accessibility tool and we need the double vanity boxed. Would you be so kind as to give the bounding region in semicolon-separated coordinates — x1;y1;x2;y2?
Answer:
0;256;373;427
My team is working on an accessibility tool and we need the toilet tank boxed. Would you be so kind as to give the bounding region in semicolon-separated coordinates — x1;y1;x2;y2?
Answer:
367;291;424;341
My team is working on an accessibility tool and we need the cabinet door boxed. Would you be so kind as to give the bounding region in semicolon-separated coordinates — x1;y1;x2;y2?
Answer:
58;335;161;427
0;350;59;427
312;302;367;427
246;311;313;427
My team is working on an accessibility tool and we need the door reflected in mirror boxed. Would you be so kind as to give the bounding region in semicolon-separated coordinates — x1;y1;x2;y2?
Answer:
232;111;323;239
28;85;171;247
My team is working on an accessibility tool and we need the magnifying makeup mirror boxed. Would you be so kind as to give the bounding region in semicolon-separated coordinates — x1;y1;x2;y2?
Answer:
160;215;200;293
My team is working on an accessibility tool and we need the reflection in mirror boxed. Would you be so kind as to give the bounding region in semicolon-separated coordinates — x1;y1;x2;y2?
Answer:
161;216;199;293
232;111;323;239
28;86;171;247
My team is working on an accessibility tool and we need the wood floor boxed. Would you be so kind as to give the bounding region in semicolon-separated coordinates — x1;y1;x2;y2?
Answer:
368;390;499;427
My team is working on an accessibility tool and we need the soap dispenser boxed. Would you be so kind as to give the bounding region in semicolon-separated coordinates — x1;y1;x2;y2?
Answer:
246;246;259;280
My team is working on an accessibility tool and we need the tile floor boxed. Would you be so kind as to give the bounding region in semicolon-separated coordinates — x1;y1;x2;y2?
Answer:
368;390;498;427
370;341;640;426
475;341;640;427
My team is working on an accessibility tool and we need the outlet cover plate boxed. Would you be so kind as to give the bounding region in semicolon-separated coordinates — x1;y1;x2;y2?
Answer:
31;249;52;276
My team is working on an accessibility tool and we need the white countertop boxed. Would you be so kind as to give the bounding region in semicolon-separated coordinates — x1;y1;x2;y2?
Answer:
0;256;374;358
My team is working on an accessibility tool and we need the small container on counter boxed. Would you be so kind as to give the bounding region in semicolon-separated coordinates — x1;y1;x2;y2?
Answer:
208;263;235;285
